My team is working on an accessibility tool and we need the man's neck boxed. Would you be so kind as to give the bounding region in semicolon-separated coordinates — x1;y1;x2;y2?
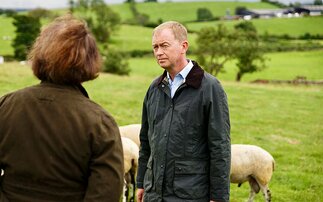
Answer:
168;59;188;80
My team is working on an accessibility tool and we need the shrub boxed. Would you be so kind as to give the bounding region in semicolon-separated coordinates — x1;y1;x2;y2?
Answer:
197;8;214;21
102;48;130;75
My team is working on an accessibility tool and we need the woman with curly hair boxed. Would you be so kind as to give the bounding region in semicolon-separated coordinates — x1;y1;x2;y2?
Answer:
0;15;124;202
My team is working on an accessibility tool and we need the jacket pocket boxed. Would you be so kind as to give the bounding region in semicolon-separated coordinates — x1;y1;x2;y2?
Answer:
173;160;209;199
143;157;154;193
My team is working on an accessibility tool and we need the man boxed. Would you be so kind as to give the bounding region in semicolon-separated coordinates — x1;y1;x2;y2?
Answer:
136;21;231;202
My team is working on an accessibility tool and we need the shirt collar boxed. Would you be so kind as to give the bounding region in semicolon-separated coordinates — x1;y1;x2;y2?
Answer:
166;60;194;82
157;60;204;89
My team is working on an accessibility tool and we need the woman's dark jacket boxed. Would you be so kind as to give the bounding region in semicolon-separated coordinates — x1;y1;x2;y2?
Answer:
0;82;124;202
137;61;231;202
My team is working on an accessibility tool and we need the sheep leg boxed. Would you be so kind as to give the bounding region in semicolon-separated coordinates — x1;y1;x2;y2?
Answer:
247;177;259;202
130;172;136;202
260;185;271;202
124;178;129;202
123;183;127;202
247;188;256;202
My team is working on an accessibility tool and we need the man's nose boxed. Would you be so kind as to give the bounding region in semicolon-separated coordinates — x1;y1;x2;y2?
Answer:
155;47;163;56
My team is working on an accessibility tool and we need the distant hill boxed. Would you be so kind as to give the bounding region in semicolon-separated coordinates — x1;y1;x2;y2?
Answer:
110;1;279;23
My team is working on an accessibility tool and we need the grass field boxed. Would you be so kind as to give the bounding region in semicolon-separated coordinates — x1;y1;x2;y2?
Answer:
0;1;323;201
0;49;322;201
214;50;323;81
187;16;323;37
110;1;278;23
1;15;322;56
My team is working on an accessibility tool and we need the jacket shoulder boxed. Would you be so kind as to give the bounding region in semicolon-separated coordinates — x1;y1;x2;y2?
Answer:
202;72;224;89
0;85;37;106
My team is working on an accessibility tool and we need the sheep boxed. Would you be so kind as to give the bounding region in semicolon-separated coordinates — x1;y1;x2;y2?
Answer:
121;137;139;202
118;125;275;202
119;124;141;147
231;144;275;202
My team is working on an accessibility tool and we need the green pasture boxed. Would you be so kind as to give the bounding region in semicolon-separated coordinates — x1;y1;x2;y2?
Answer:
110;1;278;23
187;16;323;37
0;2;323;200
1;15;322;56
215;50;323;81
0;49;322;201
110;24;197;52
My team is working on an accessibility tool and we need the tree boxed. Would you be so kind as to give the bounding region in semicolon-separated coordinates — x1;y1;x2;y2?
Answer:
197;8;214;21
144;0;157;2
77;0;121;43
314;0;323;5
12;15;40;60
1;9;17;17
77;0;130;75
196;24;235;76
233;21;266;82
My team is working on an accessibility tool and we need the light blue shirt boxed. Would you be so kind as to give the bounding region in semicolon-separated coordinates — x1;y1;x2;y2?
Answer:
167;60;194;98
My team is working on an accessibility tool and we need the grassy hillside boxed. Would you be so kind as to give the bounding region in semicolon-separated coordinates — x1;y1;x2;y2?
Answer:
0;51;322;201
110;24;198;52
1;15;322;56
0;1;322;56
110;1;279;23
214;50;323;81
187;16;323;37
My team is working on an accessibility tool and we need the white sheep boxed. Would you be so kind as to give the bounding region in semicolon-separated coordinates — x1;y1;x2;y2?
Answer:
119;124;141;147
121;137;139;202
119;125;275;202
231;144;275;202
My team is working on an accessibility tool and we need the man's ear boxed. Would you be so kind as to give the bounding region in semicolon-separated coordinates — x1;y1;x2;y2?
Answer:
181;40;189;53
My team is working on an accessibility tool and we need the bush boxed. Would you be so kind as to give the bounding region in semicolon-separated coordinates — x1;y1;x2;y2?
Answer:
197;8;214;21
28;8;53;19
129;50;152;57
102;49;130;75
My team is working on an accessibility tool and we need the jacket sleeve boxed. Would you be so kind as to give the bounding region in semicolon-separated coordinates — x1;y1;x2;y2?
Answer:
0;191;9;202
207;80;231;202
0;95;9;202
0;177;9;202
136;92;151;189
84;113;124;202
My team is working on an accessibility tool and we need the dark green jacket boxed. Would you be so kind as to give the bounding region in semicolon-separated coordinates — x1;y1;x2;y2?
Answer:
137;61;231;202
0;82;124;202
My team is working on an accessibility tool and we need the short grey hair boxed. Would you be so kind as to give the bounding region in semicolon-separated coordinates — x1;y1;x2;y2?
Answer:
153;21;188;42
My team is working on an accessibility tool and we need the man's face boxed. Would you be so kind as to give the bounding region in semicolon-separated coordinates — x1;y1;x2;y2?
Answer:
152;28;186;70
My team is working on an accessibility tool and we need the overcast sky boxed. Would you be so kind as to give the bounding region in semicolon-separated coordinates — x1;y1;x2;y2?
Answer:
0;0;314;9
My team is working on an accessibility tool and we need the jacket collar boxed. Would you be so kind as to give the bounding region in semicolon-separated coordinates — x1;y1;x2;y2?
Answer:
156;60;204;89
40;81;89;98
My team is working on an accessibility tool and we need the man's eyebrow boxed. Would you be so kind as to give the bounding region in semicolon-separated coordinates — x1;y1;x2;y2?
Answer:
152;42;170;46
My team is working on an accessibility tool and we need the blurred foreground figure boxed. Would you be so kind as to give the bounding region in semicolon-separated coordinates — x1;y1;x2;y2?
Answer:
0;14;124;202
